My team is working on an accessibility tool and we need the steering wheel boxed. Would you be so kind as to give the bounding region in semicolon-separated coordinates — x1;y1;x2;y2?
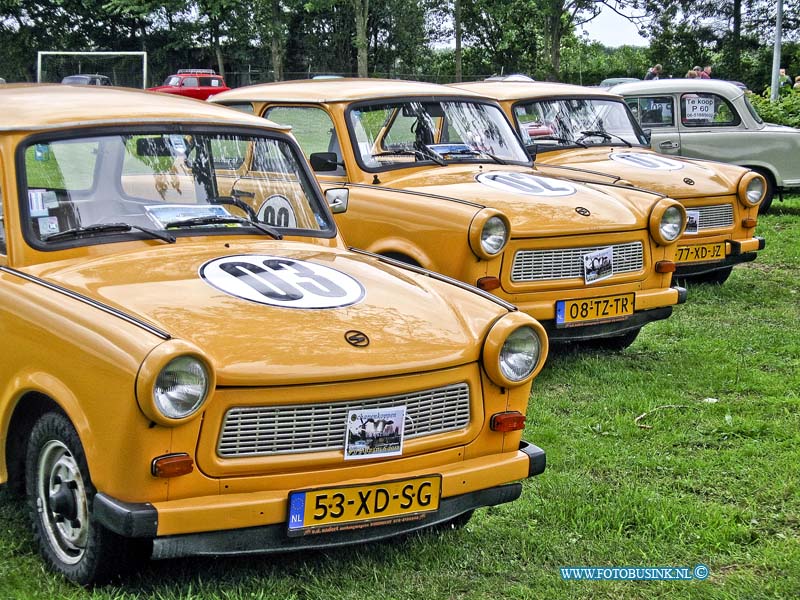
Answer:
209;195;258;222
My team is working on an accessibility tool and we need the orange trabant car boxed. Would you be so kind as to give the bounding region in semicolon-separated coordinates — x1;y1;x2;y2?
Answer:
212;79;687;349
452;79;766;285
0;84;549;584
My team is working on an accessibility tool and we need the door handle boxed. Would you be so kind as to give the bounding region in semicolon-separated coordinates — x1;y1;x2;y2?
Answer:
659;141;680;150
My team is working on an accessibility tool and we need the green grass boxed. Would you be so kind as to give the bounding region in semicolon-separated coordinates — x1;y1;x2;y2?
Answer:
2;198;799;599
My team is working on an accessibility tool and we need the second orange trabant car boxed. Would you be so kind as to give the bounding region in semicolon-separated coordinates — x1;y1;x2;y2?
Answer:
452;79;766;285
212;79;687;349
0;84;548;584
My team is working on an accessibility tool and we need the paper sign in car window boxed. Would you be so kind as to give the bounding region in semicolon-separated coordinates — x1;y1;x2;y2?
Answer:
684;97;714;121
145;204;232;228
685;210;700;235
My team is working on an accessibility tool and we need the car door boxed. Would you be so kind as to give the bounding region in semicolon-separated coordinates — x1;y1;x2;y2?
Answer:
674;92;744;163
624;95;681;156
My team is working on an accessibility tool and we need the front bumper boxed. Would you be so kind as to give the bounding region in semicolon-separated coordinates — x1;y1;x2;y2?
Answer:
526;286;687;342
675;237;765;277
93;441;546;557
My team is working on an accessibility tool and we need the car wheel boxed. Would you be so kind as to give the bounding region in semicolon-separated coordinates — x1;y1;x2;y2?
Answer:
751;169;775;214
585;328;641;351
25;412;146;585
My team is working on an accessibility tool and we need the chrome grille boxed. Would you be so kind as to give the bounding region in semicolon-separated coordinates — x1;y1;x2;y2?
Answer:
217;382;471;457
511;242;644;282
695;204;733;230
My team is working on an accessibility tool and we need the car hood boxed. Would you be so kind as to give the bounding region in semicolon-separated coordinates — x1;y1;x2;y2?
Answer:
534;147;742;199
382;164;652;236
27;240;505;385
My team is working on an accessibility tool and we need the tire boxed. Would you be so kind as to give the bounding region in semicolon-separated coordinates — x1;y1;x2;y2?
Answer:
751;168;775;215
25;412;147;585
585;328;641;351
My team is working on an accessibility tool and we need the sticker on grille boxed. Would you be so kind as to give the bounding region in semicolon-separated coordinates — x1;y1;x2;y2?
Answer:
696;204;733;230
511;242;643;282
217;382;471;457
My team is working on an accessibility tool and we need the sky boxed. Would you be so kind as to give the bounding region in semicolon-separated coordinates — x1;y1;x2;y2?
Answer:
580;6;649;47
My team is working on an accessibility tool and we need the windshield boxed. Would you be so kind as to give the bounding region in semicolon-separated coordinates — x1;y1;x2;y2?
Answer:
513;98;647;148
348;100;530;169
21;129;333;248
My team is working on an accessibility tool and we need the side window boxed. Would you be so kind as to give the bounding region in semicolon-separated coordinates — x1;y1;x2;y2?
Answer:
630;96;674;127
264;106;345;175
182;77;198;87
681;93;740;127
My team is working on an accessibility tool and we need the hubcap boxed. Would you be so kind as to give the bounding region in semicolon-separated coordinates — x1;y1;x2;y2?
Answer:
36;439;89;565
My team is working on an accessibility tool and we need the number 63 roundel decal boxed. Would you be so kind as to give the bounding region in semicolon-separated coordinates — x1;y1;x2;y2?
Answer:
200;255;366;309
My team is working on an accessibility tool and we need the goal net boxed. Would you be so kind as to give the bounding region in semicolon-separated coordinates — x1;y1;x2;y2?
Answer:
37;51;148;89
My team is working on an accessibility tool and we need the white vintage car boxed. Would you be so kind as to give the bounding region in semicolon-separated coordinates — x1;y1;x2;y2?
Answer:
612;79;800;213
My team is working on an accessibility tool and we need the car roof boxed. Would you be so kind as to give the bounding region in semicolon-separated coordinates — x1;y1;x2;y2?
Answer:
0;84;289;132
451;80;622;101
213;78;485;104
609;78;745;98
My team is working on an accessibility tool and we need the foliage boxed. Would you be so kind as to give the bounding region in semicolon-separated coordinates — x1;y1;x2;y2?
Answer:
749;89;800;128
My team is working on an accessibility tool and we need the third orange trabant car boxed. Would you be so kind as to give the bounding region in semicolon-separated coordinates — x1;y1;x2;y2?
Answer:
452;79;766;285
211;79;688;349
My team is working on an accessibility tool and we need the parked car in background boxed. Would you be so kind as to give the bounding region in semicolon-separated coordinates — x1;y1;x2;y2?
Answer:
611;78;800;213
212;79;688;349
61;74;112;86
0;84;549;584
452;79;766;284
148;69;230;100
599;77;640;89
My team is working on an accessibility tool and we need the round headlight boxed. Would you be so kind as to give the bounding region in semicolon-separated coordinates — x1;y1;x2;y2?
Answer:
153;356;210;419
659;206;684;243
499;326;540;382
744;177;765;206
481;216;508;256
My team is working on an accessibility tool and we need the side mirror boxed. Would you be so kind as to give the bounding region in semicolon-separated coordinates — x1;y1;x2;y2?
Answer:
325;188;349;214
525;144;538;162
310;152;341;172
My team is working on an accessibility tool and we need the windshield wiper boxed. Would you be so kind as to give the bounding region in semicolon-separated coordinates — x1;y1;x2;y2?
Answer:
44;222;176;244
164;215;283;240
578;130;632;147
439;148;509;165
412;142;447;166
531;135;588;148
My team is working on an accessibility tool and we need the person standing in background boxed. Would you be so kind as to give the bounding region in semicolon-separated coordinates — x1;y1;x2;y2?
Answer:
699;65;712;79
645;64;662;80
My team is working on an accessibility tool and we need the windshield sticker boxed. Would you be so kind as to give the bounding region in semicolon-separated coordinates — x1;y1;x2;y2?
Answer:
609;153;684;171
477;172;576;197
344;406;406;460
200;255;366;309
146;204;232;228
37;217;60;235
684;97;714;121
685;210;700;235
257;194;298;228
583;247;614;284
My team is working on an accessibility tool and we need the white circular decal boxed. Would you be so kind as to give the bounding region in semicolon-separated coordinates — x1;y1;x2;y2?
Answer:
609;152;684;171
477;172;576;197
257;194;298;228
200;255;365;309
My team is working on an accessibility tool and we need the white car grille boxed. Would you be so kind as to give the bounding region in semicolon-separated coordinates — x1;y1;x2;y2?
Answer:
511;242;644;282
696;204;734;230
217;382;471;457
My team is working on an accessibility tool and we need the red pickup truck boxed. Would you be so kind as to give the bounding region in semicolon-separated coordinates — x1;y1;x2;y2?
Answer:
148;69;230;100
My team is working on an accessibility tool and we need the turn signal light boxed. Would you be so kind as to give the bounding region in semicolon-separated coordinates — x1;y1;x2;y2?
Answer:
742;217;757;228
655;260;676;274
477;276;501;291
490;411;526;432
151;453;194;478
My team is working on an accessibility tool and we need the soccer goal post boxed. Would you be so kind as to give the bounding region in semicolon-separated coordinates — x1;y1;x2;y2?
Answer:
37;51;148;89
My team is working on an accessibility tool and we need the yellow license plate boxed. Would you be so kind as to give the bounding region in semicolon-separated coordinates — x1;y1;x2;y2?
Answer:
556;293;635;327
287;475;441;536
676;242;726;263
